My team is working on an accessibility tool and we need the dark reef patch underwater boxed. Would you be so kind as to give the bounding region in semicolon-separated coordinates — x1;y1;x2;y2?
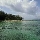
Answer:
0;20;40;40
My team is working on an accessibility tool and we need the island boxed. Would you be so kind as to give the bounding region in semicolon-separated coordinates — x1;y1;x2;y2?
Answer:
0;11;23;21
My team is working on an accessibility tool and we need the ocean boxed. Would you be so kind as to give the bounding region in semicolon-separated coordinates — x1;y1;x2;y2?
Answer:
0;21;40;40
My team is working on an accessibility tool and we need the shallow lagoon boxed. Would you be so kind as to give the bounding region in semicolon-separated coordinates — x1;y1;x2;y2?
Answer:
0;21;40;40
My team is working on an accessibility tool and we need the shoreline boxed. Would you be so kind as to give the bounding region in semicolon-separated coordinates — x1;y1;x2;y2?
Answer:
5;20;22;21
0;20;40;22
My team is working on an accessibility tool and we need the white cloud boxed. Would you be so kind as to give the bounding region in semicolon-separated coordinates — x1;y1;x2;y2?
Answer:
0;0;40;20
8;0;37;15
0;0;37;13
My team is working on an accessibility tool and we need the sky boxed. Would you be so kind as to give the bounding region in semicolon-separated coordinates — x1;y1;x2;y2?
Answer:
0;0;40;20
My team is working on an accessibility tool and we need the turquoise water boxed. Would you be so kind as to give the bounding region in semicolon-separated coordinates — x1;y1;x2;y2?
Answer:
0;21;40;40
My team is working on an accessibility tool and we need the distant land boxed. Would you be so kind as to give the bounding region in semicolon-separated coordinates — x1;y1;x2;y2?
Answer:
23;19;40;21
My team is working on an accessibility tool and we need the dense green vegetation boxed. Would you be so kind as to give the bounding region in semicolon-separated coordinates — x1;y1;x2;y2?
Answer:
0;11;23;20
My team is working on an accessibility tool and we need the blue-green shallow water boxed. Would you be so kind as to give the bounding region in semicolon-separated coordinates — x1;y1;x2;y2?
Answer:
0;21;40;40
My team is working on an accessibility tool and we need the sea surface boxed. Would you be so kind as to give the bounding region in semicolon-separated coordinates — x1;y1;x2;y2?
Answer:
0;20;40;40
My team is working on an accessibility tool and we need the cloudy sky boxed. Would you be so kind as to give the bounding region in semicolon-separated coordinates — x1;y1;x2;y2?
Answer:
0;0;40;20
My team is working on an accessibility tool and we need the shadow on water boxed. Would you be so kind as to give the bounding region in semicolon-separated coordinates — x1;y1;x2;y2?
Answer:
0;20;3;22
0;20;4;22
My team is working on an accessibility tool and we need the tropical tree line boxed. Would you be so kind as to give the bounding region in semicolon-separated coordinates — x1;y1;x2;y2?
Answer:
0;11;23;20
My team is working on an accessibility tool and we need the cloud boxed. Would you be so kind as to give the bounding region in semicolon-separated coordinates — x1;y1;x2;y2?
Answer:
0;0;37;14
0;0;40;20
9;0;37;15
